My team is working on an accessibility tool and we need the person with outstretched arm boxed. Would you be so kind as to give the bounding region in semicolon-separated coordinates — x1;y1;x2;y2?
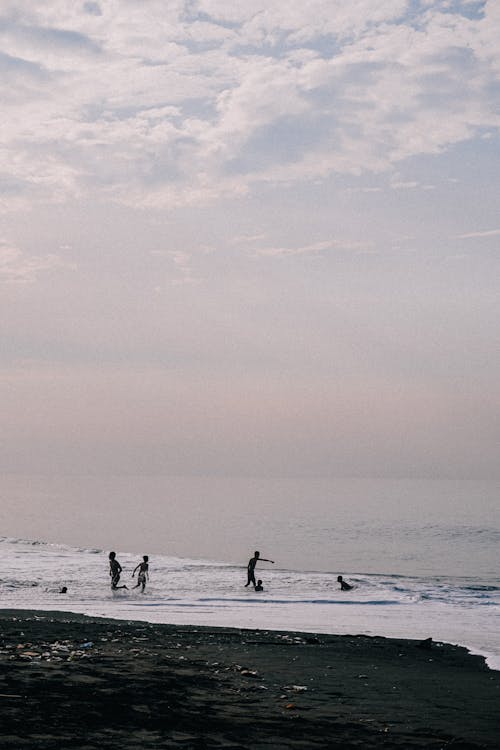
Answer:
245;551;274;588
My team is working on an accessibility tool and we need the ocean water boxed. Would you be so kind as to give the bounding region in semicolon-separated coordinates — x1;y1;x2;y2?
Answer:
0;537;499;671
1;475;499;576
0;476;499;668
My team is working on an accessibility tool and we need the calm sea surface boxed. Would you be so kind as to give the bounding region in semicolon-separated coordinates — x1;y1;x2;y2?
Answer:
1;475;499;576
1;475;499;668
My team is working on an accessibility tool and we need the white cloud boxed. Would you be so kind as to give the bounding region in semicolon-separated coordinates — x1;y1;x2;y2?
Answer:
0;241;74;283
231;232;267;244
391;180;420;190
168;250;201;285
255;239;369;258
198;0;408;43
457;229;500;239
0;1;498;209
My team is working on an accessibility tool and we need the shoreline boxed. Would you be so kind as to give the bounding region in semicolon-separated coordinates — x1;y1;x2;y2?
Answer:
3;598;500;673
2;535;499;675
1;609;499;749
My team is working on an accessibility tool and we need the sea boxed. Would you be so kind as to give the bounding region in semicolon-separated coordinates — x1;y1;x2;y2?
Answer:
0;475;499;669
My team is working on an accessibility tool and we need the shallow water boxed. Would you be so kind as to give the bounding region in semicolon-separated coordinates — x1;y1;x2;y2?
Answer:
1;536;499;670
1;475;499;667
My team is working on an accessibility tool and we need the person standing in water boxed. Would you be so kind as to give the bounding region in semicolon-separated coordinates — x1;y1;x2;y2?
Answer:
109;551;128;590
132;555;149;593
245;551;274;588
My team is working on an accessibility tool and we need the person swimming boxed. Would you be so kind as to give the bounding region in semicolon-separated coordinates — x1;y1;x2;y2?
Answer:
245;551;274;588
132;555;149;593
337;575;353;591
109;551;128;590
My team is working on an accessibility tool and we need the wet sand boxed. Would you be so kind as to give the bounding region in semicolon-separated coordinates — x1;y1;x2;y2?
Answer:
0;610;499;749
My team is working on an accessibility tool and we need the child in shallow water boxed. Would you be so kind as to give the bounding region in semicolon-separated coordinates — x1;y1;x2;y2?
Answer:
132;555;149;593
109;551;128;590
337;575;353;591
245;551;274;587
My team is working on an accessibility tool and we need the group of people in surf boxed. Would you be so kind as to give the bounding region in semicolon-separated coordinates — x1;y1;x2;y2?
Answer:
108;552;149;592
107;549;354;594
244;551;353;592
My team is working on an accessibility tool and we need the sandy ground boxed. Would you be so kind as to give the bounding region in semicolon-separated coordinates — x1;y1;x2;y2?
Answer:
0;610;499;749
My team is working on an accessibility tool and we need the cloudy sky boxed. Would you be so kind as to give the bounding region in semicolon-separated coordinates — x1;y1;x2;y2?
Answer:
1;0;499;479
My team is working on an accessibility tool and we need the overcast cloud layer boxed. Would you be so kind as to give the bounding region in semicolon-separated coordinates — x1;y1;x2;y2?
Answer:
1;0;499;478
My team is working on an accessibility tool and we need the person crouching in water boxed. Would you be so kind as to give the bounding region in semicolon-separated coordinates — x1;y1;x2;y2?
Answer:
132;555;149;593
254;579;264;592
337;575;353;591
245;551;274;588
109;551;128;590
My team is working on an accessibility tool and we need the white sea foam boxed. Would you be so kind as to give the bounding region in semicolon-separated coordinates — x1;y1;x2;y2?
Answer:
1;536;499;670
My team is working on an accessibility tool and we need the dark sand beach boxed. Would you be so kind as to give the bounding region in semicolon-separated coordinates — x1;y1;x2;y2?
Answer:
0;610;499;749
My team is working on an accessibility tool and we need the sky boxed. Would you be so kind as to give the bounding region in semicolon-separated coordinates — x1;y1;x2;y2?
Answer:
1;0;499;480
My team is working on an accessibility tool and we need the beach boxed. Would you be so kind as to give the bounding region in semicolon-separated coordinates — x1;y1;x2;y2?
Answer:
1;610;499;749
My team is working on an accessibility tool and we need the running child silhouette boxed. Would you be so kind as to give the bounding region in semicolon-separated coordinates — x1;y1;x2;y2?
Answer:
109;551;128;590
132;555;149;593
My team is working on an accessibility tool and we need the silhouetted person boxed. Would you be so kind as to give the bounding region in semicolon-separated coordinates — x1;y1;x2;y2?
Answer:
59;586;67;594
337;575;352;591
245;551;274;587
109;551;128;590
255;579;264;592
132;555;149;593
